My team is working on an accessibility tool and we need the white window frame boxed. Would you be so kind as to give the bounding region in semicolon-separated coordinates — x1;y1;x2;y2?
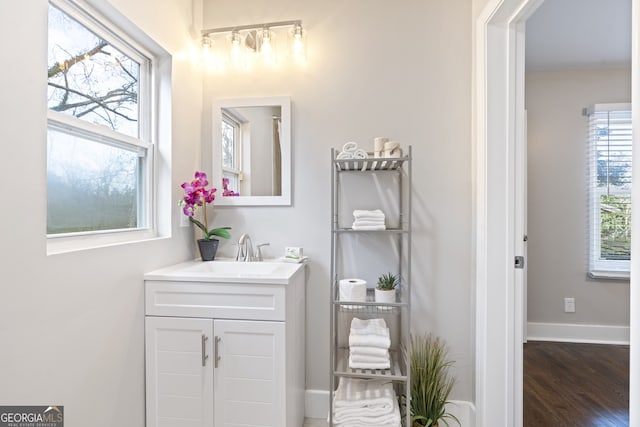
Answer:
586;102;632;279
46;0;160;254
221;111;243;191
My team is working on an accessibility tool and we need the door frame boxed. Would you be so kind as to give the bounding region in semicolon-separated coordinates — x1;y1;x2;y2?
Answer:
474;0;638;426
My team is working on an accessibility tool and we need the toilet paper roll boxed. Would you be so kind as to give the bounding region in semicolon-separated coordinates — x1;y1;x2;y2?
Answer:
373;137;389;158
383;141;402;158
339;278;367;302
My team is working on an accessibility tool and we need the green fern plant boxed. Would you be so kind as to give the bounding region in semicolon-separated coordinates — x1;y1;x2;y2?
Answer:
403;334;459;427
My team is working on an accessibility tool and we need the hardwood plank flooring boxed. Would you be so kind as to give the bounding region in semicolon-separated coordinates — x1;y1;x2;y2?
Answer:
524;341;629;427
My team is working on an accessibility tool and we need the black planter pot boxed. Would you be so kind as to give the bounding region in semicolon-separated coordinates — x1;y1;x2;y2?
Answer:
197;238;219;261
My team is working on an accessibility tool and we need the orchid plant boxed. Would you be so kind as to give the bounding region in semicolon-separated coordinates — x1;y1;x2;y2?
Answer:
179;171;231;240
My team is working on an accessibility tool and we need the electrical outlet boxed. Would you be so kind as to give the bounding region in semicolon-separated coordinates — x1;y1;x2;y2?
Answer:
564;297;575;313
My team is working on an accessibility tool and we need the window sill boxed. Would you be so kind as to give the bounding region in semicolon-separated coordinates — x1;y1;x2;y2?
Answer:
47;228;167;256
588;270;630;281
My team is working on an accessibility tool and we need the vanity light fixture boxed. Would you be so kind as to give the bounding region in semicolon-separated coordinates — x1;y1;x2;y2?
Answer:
201;20;306;70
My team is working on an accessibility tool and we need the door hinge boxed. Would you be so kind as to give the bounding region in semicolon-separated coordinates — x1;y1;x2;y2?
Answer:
514;256;525;269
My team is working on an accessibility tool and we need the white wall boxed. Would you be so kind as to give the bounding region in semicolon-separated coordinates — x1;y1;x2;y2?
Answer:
526;67;631;328
0;1;203;426
0;1;475;424
202;0;474;401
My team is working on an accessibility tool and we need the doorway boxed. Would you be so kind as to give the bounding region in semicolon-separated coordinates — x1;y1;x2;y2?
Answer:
474;0;638;426
523;0;631;424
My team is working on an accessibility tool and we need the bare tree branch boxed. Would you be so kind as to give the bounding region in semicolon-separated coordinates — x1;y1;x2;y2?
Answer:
48;81;137;122
48;41;108;78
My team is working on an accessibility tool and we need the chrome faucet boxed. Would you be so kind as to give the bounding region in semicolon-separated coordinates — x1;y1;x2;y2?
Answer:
236;234;255;262
235;234;270;262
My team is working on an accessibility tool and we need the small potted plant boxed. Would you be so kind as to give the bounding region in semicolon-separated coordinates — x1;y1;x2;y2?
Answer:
375;272;398;303
179;171;231;261
403;334;459;427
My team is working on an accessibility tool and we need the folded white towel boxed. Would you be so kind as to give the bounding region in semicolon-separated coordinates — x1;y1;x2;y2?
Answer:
353;209;385;219
350;318;388;336
349;333;391;349
349;350;390;364
352;224;386;231
334;378;395;409
352;219;385;227
333;378;400;425
335;401;401;427
349;345;390;358
348;357;391;370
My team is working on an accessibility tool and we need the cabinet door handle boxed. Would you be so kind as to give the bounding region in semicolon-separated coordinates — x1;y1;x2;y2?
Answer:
214;336;221;368
201;334;209;367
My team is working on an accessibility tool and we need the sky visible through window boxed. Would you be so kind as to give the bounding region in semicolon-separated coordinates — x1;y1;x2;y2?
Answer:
46;3;147;234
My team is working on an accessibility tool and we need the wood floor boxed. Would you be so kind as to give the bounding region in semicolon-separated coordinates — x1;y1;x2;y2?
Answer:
524;341;629;427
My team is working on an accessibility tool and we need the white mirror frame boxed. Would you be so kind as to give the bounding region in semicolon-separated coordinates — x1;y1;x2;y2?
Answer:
212;96;292;206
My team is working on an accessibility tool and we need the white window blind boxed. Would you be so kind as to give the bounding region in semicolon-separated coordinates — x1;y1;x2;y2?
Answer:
586;103;632;278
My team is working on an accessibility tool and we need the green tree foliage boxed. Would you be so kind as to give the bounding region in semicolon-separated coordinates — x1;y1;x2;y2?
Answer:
600;194;631;260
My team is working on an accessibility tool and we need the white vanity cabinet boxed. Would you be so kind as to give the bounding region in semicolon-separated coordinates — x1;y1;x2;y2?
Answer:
144;261;305;427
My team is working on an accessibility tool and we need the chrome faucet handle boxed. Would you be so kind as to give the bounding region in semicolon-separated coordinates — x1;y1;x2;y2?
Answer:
256;243;270;261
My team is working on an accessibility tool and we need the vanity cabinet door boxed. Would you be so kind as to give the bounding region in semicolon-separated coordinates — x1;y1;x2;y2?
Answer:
213;319;285;427
145;316;214;427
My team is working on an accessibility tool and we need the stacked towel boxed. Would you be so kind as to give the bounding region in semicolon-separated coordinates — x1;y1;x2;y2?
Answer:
333;378;401;427
349;318;391;369
352;209;386;231
337;141;368;160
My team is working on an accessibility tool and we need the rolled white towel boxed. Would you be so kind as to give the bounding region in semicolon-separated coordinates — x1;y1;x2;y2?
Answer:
337;142;368;160
349;345;390;358
349;333;391;349
352;148;368;159
343;141;358;152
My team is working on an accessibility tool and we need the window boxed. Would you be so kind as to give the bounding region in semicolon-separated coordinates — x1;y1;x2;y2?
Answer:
586;103;632;278
47;0;154;245
221;112;242;194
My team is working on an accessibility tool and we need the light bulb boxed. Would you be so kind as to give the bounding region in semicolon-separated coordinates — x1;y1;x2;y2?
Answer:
290;24;307;64
259;28;275;66
229;31;244;69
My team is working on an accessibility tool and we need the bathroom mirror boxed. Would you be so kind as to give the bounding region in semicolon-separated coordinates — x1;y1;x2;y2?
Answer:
212;96;291;206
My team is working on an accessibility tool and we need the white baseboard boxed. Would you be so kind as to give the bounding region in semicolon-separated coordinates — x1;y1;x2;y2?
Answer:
305;390;476;426
305;389;329;419
527;321;629;345
446;400;476;427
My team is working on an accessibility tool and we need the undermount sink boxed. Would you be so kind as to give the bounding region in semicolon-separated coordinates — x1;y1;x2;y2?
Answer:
144;259;305;284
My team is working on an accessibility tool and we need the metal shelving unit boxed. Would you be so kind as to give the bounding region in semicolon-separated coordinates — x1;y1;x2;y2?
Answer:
329;146;412;427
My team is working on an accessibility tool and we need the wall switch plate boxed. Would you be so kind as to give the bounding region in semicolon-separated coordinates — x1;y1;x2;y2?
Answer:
564;297;575;313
